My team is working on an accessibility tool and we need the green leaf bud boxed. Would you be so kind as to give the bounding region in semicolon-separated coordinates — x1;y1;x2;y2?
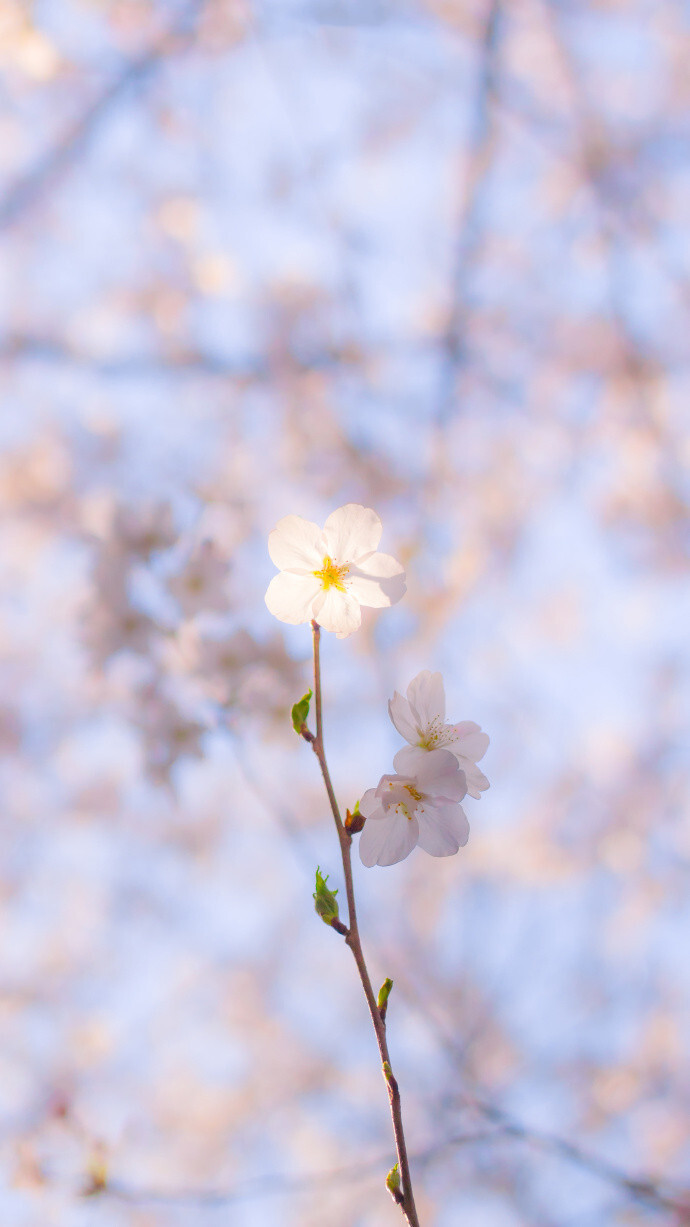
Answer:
313;866;340;926
385;1162;401;1195
291;689;312;735
377;977;394;1019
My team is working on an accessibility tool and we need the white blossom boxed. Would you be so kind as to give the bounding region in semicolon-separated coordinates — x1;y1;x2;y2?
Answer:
265;504;405;638
358;748;469;867
389;670;489;799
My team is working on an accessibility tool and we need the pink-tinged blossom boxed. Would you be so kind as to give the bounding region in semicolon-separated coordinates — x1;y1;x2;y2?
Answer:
389;670;489;799
358;749;469;867
265;504;405;638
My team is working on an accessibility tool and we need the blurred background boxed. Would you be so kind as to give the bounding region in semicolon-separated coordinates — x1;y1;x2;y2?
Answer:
1;0;689;1224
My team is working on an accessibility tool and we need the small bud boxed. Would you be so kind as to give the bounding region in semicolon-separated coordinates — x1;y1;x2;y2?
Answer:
382;1060;398;1095
291;689;312;735
313;867;340;926
377;977;393;1021
345;801;365;835
383;1163;400;1192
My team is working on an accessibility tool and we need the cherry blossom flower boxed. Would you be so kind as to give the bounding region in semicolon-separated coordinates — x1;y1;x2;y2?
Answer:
265;504;405;638
389;670;489;799
358;749;469;867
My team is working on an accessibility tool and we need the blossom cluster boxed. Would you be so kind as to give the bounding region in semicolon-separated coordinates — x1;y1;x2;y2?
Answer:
265;504;489;866
358;671;489;866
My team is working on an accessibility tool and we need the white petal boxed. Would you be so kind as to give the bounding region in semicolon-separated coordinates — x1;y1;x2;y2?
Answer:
265;572;322;624
452;728;490;761
462;764;490;799
323;504;382;563
358;810;419;867
348;558;406;609
313;587;362;638
392;745;429;774
414;749;467;801
388;693;419;744
374;773;404;807
406;670;445;727
268;515;324;572
354;550;405;579
450;720;481;738
358;787;380;815
416;802;469;857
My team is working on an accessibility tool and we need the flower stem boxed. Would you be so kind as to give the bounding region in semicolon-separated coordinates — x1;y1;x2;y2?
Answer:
309;621;421;1227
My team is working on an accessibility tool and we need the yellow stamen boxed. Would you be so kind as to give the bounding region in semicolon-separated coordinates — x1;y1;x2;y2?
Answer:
313;555;349;592
418;716;446;750
394;784;424;820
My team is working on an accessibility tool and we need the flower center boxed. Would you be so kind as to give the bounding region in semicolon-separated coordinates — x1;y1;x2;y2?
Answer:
313;555;350;592
417;715;450;750
405;784;423;802
387;780;424;820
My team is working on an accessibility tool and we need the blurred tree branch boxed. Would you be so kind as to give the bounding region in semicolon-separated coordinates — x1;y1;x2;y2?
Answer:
0;1;205;233
435;0;502;429
89;1122;690;1219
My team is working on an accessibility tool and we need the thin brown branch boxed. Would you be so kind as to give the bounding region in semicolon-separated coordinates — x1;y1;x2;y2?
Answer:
309;620;421;1227
381;973;690;1220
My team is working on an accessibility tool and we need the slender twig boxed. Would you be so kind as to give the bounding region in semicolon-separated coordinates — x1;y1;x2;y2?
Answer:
307;621;421;1227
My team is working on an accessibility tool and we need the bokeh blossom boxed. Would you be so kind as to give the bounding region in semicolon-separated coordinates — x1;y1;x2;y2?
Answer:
358;748;469;867
167;539;230;618
265;504;405;638
389;670;490;799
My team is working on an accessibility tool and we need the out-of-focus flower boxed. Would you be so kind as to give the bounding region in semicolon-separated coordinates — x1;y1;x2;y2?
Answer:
83;588;158;665
162;625;305;723
167;540;230;617
265;503;405;638
112;502;177;558
132;682;206;787
389;670;489;799
358;748;468;867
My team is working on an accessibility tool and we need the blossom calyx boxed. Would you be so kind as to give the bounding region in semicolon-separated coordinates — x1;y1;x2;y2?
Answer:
345;801;365;834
